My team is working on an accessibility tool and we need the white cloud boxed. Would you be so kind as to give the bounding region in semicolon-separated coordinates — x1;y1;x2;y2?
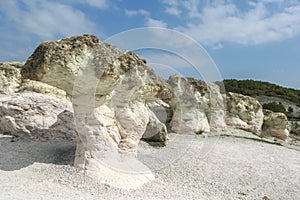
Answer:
63;0;110;10
146;18;167;28
125;9;167;28
85;0;108;9
165;7;181;17
211;43;223;50
0;0;96;39
162;0;181;17
165;0;300;46
125;9;150;17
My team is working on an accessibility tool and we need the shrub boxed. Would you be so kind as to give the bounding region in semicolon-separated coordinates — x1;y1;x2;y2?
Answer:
263;102;286;113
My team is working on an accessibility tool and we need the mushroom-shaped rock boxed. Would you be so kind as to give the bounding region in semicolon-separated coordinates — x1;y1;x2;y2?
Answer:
21;35;169;189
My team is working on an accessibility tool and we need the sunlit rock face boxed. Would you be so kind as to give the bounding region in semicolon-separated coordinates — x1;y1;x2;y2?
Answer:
6;34;294;190
206;82;226;132
262;109;291;141
0;62;74;140
0;92;75;141
165;75;226;134
20;34;170;188
166;75;210;134
0;62;24;94
225;92;264;135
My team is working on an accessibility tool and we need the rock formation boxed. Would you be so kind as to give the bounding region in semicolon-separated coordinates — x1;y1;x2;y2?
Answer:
0;62;24;93
1;34;298;189
20;34;170;188
292;121;300;136
225;92;264;135
0;92;74;140
0;62;74;140
166;75;211;134
262;110;291;141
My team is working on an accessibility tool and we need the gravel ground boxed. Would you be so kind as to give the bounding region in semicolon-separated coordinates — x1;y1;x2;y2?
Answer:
0;129;300;200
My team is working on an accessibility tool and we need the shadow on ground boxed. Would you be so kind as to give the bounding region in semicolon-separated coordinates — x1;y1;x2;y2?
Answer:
0;135;76;171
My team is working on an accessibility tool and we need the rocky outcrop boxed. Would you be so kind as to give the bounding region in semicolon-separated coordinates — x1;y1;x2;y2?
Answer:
207;82;226;131
4;34;296;190
21;35;168;188
225;92;264;134
167;75;210;134
0;62;24;93
262;110;291;140
292;121;300;136
0;92;75;140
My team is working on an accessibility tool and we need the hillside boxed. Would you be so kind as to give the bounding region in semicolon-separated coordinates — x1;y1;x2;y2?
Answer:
216;79;300;118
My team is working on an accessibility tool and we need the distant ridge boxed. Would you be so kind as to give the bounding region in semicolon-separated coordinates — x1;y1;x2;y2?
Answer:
217;79;300;105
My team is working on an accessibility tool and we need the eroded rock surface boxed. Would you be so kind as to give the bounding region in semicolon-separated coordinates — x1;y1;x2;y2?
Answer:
3;34;296;190
142;109;168;143
225;92;264;135
0;92;74;140
21;35;168;188
167;75;210;134
262;110;291;141
0;62;24;93
292;121;300;136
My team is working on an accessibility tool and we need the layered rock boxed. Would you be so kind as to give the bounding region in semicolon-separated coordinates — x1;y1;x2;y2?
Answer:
262;110;291;141
225;92;264;134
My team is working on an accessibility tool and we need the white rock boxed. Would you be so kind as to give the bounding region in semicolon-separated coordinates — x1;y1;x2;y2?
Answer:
262;109;291;141
167;75;211;134
0;92;74;140
225;92;264;135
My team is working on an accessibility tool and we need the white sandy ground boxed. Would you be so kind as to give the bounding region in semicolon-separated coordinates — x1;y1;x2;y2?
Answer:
0;128;300;200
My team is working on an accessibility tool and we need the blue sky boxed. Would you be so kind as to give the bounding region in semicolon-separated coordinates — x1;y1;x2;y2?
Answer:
0;0;300;88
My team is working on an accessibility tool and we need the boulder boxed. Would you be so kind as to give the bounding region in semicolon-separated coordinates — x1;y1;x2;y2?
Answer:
0;62;24;93
291;121;300;136
262;110;291;141
0;92;75;140
225;92;264;134
145;100;172;142
142;109;168;143
167;75;210;134
147;100;173;128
